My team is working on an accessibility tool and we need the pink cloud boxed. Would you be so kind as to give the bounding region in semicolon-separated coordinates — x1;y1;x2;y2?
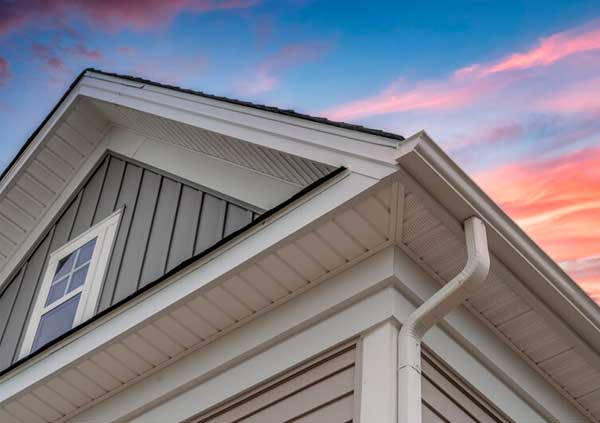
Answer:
538;77;600;113
475;146;600;262
324;21;600;121
0;0;261;36
323;76;498;121
32;42;69;74
445;121;523;151
238;42;329;95
0;57;10;86
64;43;102;60
561;257;600;303
482;25;600;75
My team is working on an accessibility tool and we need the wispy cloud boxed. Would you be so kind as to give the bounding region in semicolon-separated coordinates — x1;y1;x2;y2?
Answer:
475;145;600;265
478;23;600;75
0;0;261;36
560;256;600;302
324;21;600;121
0;57;11;86
237;42;329;95
538;77;600;113
64;43;102;61
32;42;68;74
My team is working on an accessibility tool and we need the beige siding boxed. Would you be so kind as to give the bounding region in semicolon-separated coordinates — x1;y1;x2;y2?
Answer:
422;352;512;423
193;344;357;423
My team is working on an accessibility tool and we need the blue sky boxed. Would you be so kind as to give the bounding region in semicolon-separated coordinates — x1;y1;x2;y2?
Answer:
1;0;600;301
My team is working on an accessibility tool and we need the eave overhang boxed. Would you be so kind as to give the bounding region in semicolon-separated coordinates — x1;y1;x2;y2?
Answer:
0;69;402;293
396;131;600;421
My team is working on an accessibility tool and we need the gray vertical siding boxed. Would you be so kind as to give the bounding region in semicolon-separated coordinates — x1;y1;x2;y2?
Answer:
0;153;259;371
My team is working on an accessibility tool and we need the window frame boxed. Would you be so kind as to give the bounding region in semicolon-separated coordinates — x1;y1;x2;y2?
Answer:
19;210;122;358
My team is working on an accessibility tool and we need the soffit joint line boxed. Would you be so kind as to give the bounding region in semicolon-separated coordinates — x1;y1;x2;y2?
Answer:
397;216;490;423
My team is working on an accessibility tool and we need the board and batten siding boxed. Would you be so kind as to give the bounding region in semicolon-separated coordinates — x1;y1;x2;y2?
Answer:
193;343;358;423
0;153;258;372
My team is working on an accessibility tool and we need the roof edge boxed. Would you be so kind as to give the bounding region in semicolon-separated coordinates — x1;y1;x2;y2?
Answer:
396;130;600;349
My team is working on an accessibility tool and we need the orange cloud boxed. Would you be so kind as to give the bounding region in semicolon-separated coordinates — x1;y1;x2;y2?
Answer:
475;146;600;300
324;21;600;121
475;148;600;264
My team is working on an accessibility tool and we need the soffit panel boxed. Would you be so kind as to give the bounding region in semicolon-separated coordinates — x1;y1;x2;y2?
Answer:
0;99;109;283
399;183;600;422
90;99;335;187
0;183;394;423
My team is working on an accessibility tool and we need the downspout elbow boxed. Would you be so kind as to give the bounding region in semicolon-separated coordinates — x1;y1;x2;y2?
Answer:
400;216;490;340
397;216;490;423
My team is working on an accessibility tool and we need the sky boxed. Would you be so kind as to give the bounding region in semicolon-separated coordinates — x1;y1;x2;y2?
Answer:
1;0;600;303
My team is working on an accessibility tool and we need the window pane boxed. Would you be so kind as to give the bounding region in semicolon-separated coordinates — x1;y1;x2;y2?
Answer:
45;278;68;306
68;264;89;293
54;253;76;281
76;238;96;267
32;294;80;352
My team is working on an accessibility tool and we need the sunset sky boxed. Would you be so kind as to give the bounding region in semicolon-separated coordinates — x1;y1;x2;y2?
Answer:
1;0;599;302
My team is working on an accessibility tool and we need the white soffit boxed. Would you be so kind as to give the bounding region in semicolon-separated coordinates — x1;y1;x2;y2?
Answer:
0;82;342;289
1;173;600;421
90;99;336;187
0;98;109;278
0;177;396;423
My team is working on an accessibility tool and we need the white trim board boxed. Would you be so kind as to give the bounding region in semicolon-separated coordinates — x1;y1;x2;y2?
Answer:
103;126;301;210
0;167;379;402
18;211;121;359
78;77;399;179
70;246;577;423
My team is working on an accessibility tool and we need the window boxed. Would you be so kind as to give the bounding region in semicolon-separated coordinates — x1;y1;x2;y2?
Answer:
20;210;121;357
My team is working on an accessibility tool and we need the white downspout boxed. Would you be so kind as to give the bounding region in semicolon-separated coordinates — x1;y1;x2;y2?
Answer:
397;216;490;423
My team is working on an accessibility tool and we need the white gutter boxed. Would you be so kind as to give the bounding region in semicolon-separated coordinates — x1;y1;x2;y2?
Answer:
397;216;490;423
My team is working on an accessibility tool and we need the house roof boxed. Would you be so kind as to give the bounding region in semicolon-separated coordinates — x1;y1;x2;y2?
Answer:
2;69;600;422
0;68;404;185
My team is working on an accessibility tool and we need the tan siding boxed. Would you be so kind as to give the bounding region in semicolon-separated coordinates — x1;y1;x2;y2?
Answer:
422;351;512;423
193;344;356;423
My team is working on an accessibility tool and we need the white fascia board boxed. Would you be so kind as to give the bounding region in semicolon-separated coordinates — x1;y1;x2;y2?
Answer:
86;71;400;149
78;75;399;179
0;168;380;403
74;246;565;423
77;247;399;423
396;131;600;364
393;247;589;423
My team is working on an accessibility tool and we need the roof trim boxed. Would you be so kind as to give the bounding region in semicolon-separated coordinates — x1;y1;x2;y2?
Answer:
85;68;405;142
0;68;403;188
396;130;600;353
0;165;347;378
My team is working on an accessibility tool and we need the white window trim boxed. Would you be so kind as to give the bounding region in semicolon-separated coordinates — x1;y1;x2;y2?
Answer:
19;210;122;359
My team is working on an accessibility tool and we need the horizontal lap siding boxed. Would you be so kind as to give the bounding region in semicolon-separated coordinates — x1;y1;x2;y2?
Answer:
422;352;510;423
194;344;357;423
0;154;258;372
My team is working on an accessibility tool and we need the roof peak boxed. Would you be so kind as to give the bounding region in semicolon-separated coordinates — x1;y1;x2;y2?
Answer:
84;68;405;143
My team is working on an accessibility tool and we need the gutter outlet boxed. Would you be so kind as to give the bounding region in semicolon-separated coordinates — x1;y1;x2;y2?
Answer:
397;216;490;423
